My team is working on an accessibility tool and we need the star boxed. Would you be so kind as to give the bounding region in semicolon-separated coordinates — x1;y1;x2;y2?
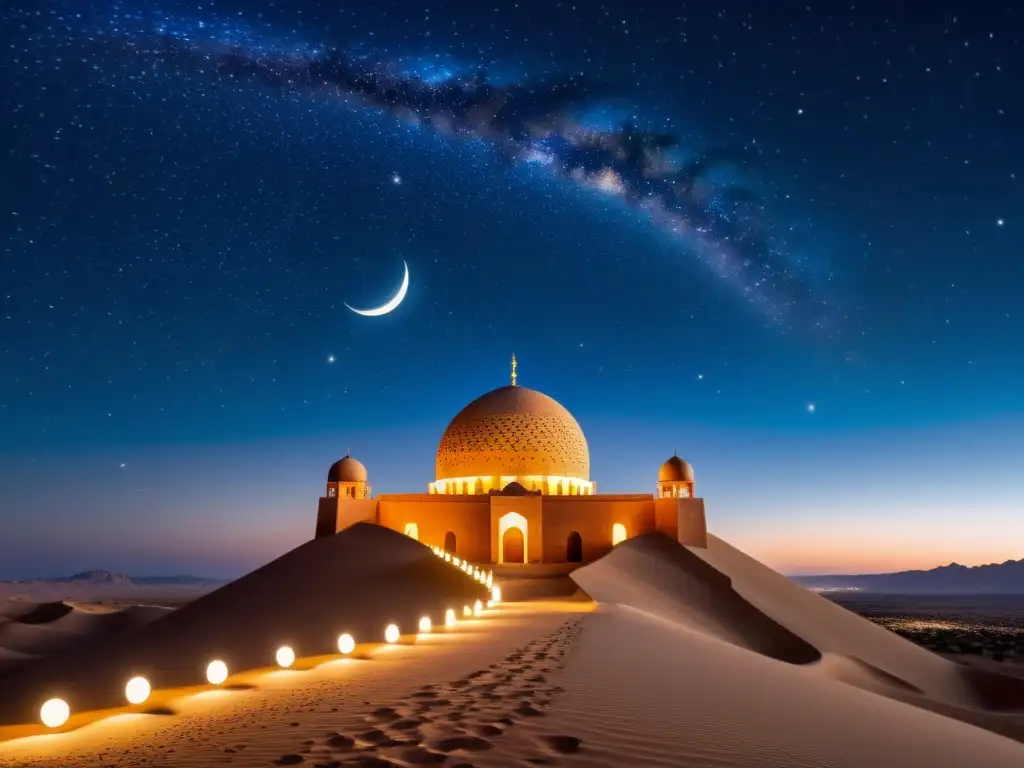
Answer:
327;354;335;364
119;463;127;468
697;373;704;380
997;218;1005;226
391;173;402;185
807;403;816;413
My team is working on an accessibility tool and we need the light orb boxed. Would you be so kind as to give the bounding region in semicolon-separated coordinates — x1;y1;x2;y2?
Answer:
444;553;451;562
125;676;151;705
486;573;493;588
337;633;356;654
206;659;229;685
39;698;70;728
452;557;460;567
473;600;483;617
487;600;494;608
384;624;400;644
276;646;296;668
445;608;456;627
418;616;432;633
463;605;472;617
491;585;502;603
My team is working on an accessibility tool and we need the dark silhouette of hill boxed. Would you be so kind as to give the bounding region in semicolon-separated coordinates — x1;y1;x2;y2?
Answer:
794;560;1024;594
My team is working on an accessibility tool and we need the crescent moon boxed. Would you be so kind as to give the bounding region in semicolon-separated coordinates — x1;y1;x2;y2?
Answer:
344;261;409;317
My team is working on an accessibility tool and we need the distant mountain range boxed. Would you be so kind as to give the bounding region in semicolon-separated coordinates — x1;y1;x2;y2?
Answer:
6;570;229;587
793;559;1024;594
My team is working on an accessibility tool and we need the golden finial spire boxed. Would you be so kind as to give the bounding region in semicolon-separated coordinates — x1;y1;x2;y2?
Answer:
511;353;518;387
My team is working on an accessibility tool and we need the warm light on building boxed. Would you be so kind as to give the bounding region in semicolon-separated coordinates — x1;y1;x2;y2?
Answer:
612;522;627;546
403;522;419;540
40;698;70;728
384;624;400;644
445;608;456;627
206;660;229;685
418;616;432;633
275;646;296;668
473;599;483;616
337;633;356;654
491;585;502;603
463;605;472;617
125;676;151;705
427;474;596;496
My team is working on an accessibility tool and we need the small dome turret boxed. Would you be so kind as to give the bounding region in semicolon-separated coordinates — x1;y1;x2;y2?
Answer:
658;455;694;483
328;453;367;483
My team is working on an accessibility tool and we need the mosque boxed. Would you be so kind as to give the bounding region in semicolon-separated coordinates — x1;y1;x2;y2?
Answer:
314;357;708;565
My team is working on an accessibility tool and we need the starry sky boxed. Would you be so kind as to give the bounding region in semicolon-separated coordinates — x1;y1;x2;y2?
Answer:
1;0;1022;579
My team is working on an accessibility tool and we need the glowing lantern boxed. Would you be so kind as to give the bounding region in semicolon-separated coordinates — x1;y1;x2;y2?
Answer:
491;585;502;603
463;605;472;617
384;624;400;644
487;600;494;608
276;646;296;668
444;553;451;562
125;676;151;705
473;600;483;617
453;557;461;567
337;633;356;654
445;608;456;627
206;660;229;685
40;698;70;728
418;616;432;633
486;572;493;588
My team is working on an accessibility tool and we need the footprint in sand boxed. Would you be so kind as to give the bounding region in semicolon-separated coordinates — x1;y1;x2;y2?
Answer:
539;735;583;754
429;735;493;753
272;755;305;765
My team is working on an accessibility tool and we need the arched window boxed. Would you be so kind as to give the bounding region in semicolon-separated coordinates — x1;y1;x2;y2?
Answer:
444;531;457;553
566;531;583;563
612;523;627;546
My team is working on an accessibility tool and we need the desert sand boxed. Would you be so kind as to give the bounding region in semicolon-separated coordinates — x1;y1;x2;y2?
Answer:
2;527;1024;767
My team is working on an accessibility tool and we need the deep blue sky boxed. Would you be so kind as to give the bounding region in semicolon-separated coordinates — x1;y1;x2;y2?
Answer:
1;0;1021;578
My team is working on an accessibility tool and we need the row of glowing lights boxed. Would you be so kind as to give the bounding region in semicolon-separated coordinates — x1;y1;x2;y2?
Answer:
37;549;500;731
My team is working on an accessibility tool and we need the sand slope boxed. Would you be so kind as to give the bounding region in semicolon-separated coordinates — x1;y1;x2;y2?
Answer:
528;605;1024;768
0;602;169;679
0;523;487;728
569;532;1024;755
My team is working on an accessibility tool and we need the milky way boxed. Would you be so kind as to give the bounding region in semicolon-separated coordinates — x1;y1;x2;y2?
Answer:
97;4;837;333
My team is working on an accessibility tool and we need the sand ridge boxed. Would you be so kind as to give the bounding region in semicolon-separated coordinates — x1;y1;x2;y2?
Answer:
0;524;489;733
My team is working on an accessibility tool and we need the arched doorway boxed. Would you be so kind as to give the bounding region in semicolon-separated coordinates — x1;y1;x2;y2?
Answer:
403;522;419;541
503;527;525;563
498;511;528;564
444;531;457;553
566;531;583;563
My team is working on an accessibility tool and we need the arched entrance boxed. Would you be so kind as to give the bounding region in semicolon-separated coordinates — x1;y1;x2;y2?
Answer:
498;511;528;564
403;522;419;541
566;531;583;563
444;531;457;553
612;523;627;546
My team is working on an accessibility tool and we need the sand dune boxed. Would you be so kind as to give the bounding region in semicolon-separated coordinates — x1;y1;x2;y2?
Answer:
568;532;1024;757
0;522;488;730
0;601;171;680
525;605;1024;768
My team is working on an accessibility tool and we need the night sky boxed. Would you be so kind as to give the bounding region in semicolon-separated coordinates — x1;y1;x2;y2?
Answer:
2;0;1021;579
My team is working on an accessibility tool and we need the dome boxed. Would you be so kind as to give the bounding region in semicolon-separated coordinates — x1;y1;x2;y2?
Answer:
328;454;367;483
436;385;590;481
658;455;694;483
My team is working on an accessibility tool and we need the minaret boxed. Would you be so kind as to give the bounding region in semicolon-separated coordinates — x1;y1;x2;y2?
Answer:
511;353;518;387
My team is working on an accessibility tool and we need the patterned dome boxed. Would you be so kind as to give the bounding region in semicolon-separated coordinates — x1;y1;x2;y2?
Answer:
436;385;590;481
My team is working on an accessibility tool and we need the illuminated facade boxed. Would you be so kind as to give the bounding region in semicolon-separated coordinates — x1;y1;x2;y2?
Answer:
315;357;708;565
